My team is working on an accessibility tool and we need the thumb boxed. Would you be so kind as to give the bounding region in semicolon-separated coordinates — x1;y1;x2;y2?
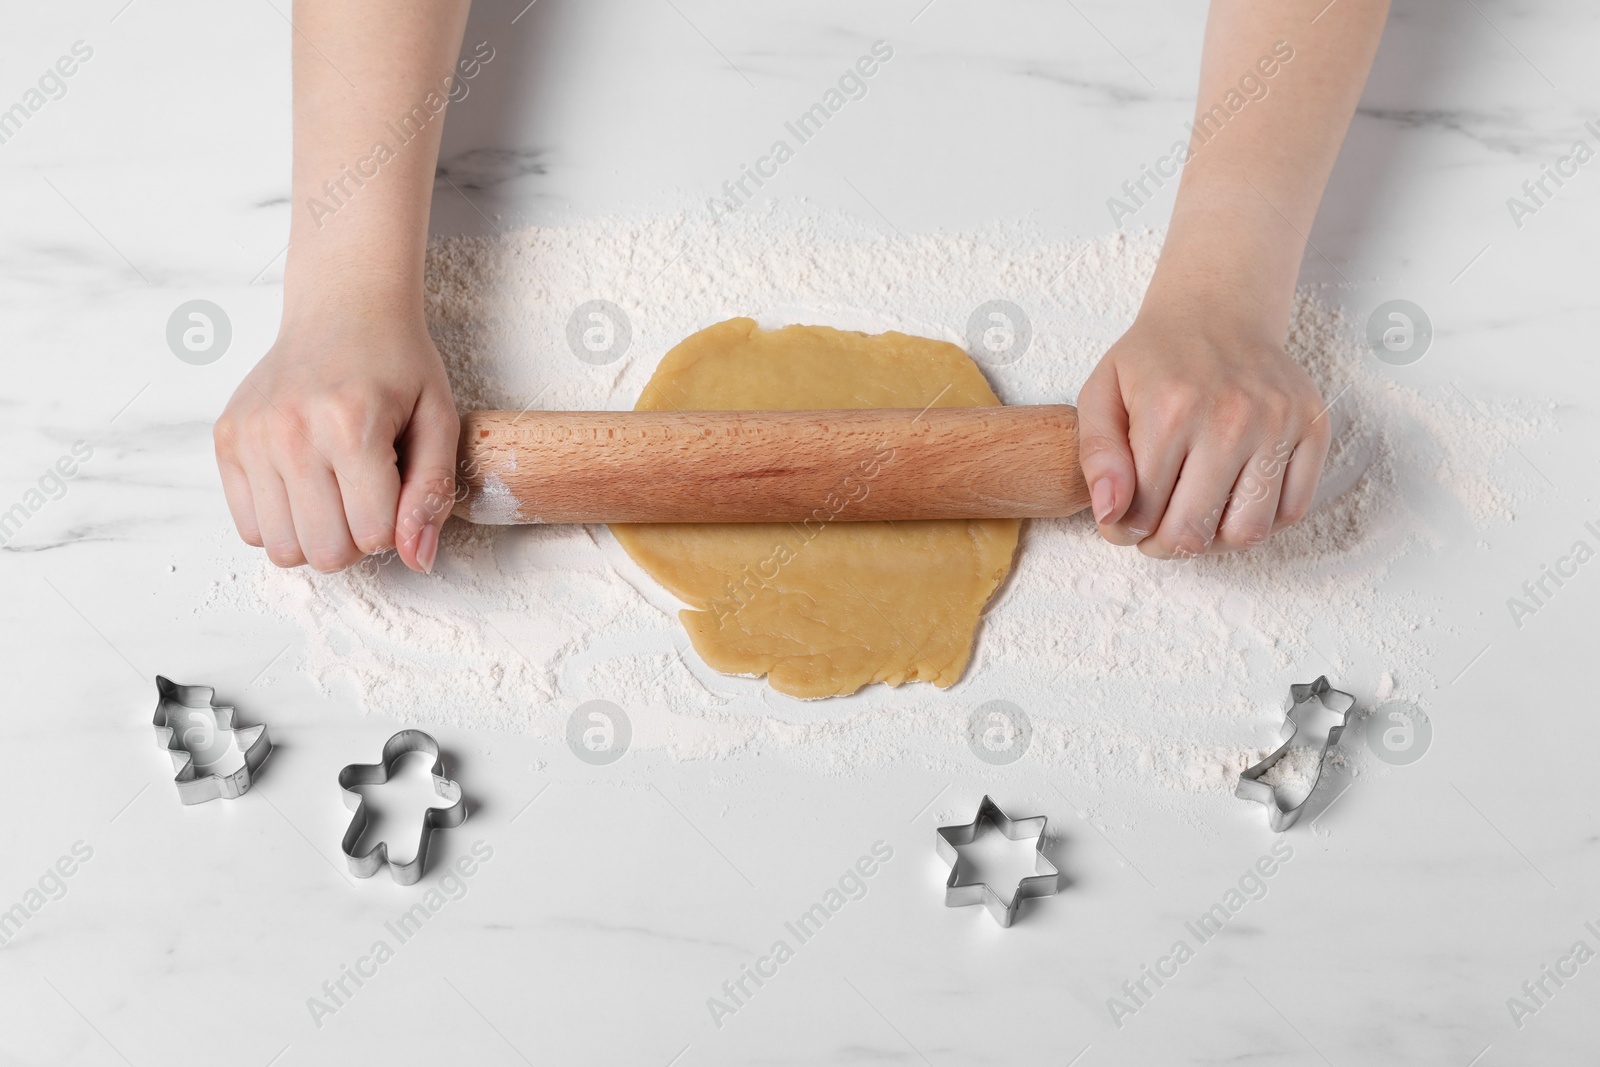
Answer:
393;387;461;574
1075;362;1136;530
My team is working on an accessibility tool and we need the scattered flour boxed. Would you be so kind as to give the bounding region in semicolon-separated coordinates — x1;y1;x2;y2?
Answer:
206;206;1544;797
1256;745;1343;809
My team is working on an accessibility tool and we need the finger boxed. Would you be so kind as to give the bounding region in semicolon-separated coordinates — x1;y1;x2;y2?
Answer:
1074;362;1138;537
393;387;460;574
1275;423;1332;530
218;456;262;546
282;461;364;573
1214;443;1290;552
329;431;403;558
213;420;262;547
247;464;306;568
1140;442;1252;559
1112;397;1193;547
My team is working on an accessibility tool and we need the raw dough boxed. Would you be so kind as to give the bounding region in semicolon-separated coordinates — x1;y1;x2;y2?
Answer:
611;318;1020;698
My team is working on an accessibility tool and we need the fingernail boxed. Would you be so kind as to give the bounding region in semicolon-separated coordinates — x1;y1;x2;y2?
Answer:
417;523;439;574
1091;477;1114;524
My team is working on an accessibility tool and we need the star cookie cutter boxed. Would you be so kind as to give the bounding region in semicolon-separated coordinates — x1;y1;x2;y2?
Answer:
153;676;272;804
1235;676;1358;832
935;795;1060;928
338;730;467;885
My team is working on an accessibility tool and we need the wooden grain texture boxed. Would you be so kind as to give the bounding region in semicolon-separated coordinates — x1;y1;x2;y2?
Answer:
454;406;1091;524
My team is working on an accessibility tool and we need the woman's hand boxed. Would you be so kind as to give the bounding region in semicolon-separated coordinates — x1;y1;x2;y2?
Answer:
1077;0;1389;556
1076;309;1330;558
215;0;474;572
214;308;458;573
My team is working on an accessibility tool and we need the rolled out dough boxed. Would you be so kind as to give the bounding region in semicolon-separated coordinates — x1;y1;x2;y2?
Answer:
611;318;1020;699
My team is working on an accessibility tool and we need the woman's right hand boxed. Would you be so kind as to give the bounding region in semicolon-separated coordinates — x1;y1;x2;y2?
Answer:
213;306;459;574
217;0;476;573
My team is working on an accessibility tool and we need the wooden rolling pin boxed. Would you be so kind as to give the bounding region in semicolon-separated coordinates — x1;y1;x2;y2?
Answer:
454;406;1090;524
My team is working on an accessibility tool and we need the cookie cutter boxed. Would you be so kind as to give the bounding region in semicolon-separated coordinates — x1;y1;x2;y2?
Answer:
153;676;272;804
935;795;1060;927
1235;676;1357;831
338;729;467;885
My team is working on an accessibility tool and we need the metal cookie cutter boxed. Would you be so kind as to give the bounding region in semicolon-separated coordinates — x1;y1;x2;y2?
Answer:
338;730;467;885
153;676;272;804
935;795;1060;928
1235;676;1357;832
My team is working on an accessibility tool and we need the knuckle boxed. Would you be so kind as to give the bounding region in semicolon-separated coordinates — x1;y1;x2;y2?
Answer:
1145;386;1200;433
213;414;242;455
1231;469;1275;507
1138;536;1184;561
1277;497;1311;526
313;392;380;457
1117;508;1159;540
1276;392;1300;425
1207;388;1256;437
1229;483;1262;511
1257;387;1295;427
1252;444;1292;483
265;414;313;457
1141;524;1209;561
416;472;457;500
1170;514;1218;558
1223;516;1273;550
1077;434;1126;466
265;543;306;568
406;473;459;519
308;547;358;574
1098;523;1144;547
352;527;396;555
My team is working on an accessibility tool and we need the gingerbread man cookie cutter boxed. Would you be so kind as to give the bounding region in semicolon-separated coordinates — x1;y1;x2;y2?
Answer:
337;729;467;885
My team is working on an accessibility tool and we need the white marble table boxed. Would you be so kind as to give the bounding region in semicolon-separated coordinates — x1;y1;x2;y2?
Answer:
4;1;1599;1063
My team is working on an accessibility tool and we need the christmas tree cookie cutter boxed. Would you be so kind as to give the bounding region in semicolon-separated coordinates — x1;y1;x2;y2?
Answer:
153;676;273;804
338;729;467;886
1235;676;1358;832
935;795;1060;927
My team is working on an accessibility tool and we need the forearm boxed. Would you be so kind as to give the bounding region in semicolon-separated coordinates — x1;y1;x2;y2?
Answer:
283;0;472;324
1146;0;1389;339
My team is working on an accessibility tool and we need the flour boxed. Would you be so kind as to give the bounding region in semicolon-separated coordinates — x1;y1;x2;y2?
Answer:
469;473;525;524
206;206;1543;797
1256;745;1345;808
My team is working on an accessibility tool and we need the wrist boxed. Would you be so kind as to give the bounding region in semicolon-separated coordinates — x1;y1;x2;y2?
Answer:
282;189;430;316
281;239;426;330
1146;178;1310;340
1137;255;1287;347
1143;244;1296;345
278;274;428;341
1138;269;1285;346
